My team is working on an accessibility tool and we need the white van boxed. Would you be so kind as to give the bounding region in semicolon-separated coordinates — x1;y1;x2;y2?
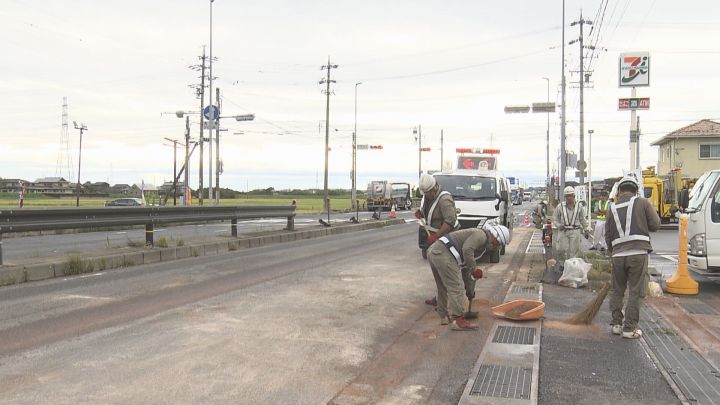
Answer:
683;170;720;274
432;170;514;261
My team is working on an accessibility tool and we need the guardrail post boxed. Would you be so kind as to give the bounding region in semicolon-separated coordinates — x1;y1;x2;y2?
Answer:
231;218;238;237
0;232;3;265
286;215;294;231
145;224;154;247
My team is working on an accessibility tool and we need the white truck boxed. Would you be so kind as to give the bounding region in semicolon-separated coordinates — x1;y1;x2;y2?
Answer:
418;148;513;262
682;169;720;274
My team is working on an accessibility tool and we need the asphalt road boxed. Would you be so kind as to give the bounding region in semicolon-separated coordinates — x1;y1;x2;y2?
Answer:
0;220;520;404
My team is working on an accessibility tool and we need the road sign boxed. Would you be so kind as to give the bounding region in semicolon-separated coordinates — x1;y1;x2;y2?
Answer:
575;171;587;178
618;98;650;110
203;105;219;120
532;102;556;113
577;160;587;171
619;52;650;87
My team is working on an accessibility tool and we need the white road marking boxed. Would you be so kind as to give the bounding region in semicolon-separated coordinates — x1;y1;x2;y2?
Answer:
660;254;678;263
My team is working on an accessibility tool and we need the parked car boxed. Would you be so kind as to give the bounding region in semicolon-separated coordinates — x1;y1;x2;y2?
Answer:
105;198;144;207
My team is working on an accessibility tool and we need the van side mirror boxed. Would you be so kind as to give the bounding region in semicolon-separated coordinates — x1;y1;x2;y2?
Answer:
680;189;689;209
500;190;509;202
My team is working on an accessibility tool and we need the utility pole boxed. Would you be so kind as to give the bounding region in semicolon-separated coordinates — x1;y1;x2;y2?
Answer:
189;48;208;205
570;12;592;185
543;78;550;188
319;58;338;219
164;137;179;206
215;87;221;204
440;129;444;171
414;125;422;183
73;121;88;207
184;115;190;205
560;0;567;192
208;0;215;205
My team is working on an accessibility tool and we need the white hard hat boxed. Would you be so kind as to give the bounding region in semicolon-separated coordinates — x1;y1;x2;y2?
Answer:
617;175;640;191
482;223;510;246
563;186;575;195
419;174;437;194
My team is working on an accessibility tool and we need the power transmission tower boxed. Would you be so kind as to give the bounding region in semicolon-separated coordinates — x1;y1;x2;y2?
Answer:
570;12;594;185
319;58;338;220
55;96;74;181
189;47;209;205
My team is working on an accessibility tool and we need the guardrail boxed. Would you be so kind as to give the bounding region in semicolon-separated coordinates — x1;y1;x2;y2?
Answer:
0;205;296;265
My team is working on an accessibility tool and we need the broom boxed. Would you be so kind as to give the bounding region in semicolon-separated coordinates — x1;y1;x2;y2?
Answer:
564;281;611;325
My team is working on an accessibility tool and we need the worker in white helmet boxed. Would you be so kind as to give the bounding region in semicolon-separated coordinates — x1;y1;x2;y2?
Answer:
415;174;460;313
552;186;590;264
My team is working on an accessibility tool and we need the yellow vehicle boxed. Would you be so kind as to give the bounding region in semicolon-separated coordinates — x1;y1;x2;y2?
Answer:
642;167;691;223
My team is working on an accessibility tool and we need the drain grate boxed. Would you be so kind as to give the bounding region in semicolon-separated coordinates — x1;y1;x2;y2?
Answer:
525;231;545;254
680;301;719;315
493;326;535;345
511;285;539;295
470;364;532;399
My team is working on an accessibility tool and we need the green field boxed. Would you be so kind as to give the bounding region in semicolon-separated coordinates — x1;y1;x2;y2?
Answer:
0;193;358;214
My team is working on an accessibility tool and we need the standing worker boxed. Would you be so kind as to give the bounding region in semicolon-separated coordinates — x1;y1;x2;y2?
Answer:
415;174;459;308
553;186;590;264
427;223;509;329
605;176;660;339
590;191;610;251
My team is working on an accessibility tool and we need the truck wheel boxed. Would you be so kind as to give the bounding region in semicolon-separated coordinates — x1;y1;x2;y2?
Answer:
500;244;506;255
490;250;500;263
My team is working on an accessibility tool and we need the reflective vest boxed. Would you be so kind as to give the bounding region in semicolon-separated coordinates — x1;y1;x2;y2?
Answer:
560;202;580;228
439;236;463;266
596;200;609;220
425;191;460;233
609;196;650;247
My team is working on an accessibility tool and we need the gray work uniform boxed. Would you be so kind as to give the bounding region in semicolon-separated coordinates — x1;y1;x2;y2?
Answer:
428;228;489;318
605;193;660;332
553;201;589;263
422;189;459;314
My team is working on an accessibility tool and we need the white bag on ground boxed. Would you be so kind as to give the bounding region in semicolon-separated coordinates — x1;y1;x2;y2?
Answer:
558;258;591;288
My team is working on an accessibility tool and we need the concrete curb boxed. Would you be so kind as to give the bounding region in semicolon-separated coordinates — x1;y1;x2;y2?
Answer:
0;218;405;287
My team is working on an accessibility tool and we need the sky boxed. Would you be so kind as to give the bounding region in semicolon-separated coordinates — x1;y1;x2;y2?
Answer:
1;0;719;191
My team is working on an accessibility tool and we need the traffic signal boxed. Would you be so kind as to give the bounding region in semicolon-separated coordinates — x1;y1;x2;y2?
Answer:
369;145;383;150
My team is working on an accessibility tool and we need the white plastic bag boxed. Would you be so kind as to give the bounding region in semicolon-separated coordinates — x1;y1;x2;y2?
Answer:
558;258;591;288
647;281;663;297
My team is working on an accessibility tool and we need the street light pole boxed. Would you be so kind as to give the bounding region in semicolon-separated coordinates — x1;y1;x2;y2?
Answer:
588;129;594;224
73;121;87;207
164;137;179;206
414;126;422;184
353;82;362;212
184;115;190;205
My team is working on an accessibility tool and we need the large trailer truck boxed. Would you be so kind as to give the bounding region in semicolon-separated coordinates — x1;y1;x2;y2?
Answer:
366;181;412;211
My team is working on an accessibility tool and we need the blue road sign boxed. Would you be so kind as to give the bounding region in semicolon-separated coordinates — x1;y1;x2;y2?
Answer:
203;105;219;120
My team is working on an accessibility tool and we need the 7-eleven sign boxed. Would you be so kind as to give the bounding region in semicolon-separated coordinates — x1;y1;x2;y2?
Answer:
619;52;650;87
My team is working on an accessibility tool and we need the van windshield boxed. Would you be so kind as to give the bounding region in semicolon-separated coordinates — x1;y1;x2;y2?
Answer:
688;171;719;211
434;175;497;200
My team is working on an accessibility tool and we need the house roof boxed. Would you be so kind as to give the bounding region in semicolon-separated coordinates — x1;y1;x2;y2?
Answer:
651;119;720;146
35;177;68;183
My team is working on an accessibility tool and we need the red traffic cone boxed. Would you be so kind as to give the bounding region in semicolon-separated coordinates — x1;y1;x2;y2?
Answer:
523;211;530;226
389;204;397;218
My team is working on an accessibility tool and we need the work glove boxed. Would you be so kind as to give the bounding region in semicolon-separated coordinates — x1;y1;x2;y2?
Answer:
414;210;423;219
471;267;483;280
427;233;439;245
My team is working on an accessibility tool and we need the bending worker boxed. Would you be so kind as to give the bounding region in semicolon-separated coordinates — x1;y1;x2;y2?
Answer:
427;223;510;330
416;174;459;308
605;175;660;339
553;186;590;264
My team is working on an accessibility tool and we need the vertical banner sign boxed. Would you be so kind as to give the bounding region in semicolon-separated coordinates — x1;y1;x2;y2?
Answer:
619;52;650;87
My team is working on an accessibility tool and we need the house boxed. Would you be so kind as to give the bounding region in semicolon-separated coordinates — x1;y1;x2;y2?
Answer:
31;177;74;195
159;181;185;197
110;184;132;195
0;178;28;193
651;119;720;178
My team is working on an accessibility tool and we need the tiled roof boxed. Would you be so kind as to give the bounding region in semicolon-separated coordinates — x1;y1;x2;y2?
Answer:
651;119;720;145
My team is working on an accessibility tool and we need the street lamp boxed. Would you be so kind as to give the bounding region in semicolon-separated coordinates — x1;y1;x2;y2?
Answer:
73;121;87;207
353;82;362;213
212;112;254;204
588;129;594;224
542;77;550;189
164;110;199;205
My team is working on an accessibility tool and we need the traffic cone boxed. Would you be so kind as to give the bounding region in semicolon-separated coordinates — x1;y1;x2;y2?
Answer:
389;204;397;218
523;211;530;226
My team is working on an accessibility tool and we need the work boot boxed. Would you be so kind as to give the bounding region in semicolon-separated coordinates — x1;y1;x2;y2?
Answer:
450;316;479;331
425;296;437;306
440;315;450;325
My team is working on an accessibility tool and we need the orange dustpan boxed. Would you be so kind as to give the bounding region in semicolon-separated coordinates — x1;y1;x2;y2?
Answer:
491;299;545;321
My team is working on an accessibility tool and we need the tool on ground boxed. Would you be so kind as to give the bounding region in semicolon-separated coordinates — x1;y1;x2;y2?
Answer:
564;281;610;325
462;266;483;319
492;299;545;321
